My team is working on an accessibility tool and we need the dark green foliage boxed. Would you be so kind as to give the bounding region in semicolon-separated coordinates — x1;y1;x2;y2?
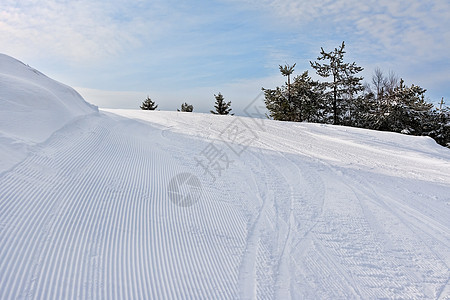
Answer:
178;102;193;112
363;71;448;146
352;91;380;129
210;93;233;115
310;41;364;125
263;71;325;122
428;106;450;148
140;96;158;110
433;98;450;147
387;80;432;135
365;79;433;135
263;86;291;121
342;93;373;128
290;71;325;122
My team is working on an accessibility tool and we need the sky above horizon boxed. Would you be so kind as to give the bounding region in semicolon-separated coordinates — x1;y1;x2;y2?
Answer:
1;0;449;115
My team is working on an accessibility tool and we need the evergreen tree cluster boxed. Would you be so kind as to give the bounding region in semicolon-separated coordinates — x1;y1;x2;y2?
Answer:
178;102;194;112
263;42;450;148
139;93;233;116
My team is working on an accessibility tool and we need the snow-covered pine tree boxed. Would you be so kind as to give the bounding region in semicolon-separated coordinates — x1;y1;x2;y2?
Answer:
140;96;158;110
210;93;233;115
290;71;325;122
279;64;325;122
377;79;433;135
310;41;364;125
427;100;450;148
263;68;325;122
262;86;291;121
178;102;193;112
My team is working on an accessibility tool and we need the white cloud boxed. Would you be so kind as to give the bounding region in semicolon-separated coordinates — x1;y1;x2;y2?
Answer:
229;0;450;64
0;0;164;63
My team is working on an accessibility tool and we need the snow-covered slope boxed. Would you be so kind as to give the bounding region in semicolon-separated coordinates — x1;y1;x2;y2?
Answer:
0;56;449;299
0;54;97;172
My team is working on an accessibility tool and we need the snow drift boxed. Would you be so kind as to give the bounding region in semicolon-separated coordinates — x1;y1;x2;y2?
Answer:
0;54;449;299
0;54;97;171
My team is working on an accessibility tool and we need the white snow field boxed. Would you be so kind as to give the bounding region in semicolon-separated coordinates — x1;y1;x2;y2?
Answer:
1;54;449;299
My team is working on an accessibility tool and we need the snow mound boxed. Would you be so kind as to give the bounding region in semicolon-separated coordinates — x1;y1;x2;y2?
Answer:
0;54;97;171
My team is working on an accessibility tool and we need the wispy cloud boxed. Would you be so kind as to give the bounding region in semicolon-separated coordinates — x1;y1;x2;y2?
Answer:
0;0;166;63
231;0;450;63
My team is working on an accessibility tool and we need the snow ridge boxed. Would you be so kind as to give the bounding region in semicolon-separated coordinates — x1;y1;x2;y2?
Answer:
0;54;97;172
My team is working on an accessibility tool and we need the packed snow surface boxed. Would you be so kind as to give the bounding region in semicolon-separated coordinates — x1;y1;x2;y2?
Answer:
1;54;449;299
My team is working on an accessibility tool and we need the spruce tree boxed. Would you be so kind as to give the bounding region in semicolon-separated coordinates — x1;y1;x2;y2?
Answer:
263;70;325;122
178;102;193;112
290;71;325;122
262;86;291;121
210;93;233;115
140;96;158;110
428;103;450;148
369;79;433;135
310;41;364;125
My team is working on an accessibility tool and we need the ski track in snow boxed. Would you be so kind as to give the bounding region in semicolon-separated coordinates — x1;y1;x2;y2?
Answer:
0;108;449;299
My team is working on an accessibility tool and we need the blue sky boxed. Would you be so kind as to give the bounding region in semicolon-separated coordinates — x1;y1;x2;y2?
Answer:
1;0;449;115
